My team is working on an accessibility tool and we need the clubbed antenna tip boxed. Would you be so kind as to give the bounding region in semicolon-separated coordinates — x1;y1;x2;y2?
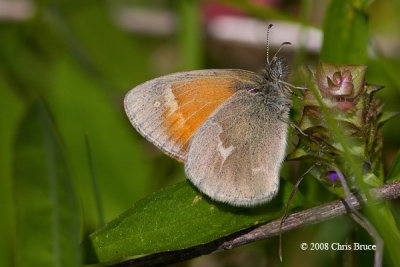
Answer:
266;24;274;65
272;42;292;61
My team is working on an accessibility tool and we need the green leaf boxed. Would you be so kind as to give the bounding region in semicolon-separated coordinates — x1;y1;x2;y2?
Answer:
362;172;382;187
321;0;369;64
0;73;25;267
378;111;399;127
13;102;80;266
50;2;155;90
366;204;400;266
386;150;400;182
46;58;154;226
177;0;204;70
217;0;297;21
82;180;305;264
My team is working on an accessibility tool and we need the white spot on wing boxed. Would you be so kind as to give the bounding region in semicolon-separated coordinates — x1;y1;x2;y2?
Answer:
164;85;179;115
217;139;234;164
153;100;161;107
163;85;185;126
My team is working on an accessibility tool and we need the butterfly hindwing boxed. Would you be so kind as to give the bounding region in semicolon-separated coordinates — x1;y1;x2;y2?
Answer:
184;90;289;206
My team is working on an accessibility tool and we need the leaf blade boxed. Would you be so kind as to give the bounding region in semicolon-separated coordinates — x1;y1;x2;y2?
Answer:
82;180;304;264
387;150;400;182
13;102;80;266
321;0;369;64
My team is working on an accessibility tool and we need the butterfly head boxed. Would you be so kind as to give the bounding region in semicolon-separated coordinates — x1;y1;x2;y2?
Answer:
255;24;292;98
264;55;289;83
259;52;291;99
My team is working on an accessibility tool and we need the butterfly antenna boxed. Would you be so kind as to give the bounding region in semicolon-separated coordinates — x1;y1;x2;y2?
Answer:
272;42;292;61
266;24;273;65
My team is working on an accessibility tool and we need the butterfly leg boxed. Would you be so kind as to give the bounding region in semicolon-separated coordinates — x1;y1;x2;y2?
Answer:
279;162;320;261
277;113;308;137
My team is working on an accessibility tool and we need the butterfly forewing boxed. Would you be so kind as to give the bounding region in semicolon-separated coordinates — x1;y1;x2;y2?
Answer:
124;69;262;161
185;90;289;206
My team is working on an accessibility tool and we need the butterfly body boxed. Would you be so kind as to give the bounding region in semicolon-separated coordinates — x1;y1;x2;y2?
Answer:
124;56;292;206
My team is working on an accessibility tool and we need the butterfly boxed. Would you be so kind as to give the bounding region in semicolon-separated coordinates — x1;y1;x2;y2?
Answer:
124;25;297;207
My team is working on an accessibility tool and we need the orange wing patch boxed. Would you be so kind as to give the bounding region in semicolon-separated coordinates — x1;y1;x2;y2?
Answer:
125;69;262;162
162;78;237;158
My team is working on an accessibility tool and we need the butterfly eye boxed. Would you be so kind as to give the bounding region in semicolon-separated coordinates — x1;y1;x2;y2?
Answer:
272;57;289;81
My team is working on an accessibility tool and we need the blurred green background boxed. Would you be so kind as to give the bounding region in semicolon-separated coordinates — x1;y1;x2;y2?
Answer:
1;0;400;266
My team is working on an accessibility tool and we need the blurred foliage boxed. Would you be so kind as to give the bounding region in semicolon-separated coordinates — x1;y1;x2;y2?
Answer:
0;0;399;266
320;0;369;64
14;102;80;266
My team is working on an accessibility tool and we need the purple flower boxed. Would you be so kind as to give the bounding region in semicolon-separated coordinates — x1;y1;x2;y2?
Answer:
328;171;340;182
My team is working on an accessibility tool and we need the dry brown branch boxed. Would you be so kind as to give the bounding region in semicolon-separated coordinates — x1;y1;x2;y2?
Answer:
111;180;400;267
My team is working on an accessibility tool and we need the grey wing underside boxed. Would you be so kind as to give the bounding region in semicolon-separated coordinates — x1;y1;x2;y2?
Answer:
185;90;289;207
124;69;261;161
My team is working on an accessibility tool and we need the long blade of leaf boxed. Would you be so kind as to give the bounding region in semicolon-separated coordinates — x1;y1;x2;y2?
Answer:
82;180;305;264
321;0;369;64
0;74;24;267
386;150;400;182
13;102;80;266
